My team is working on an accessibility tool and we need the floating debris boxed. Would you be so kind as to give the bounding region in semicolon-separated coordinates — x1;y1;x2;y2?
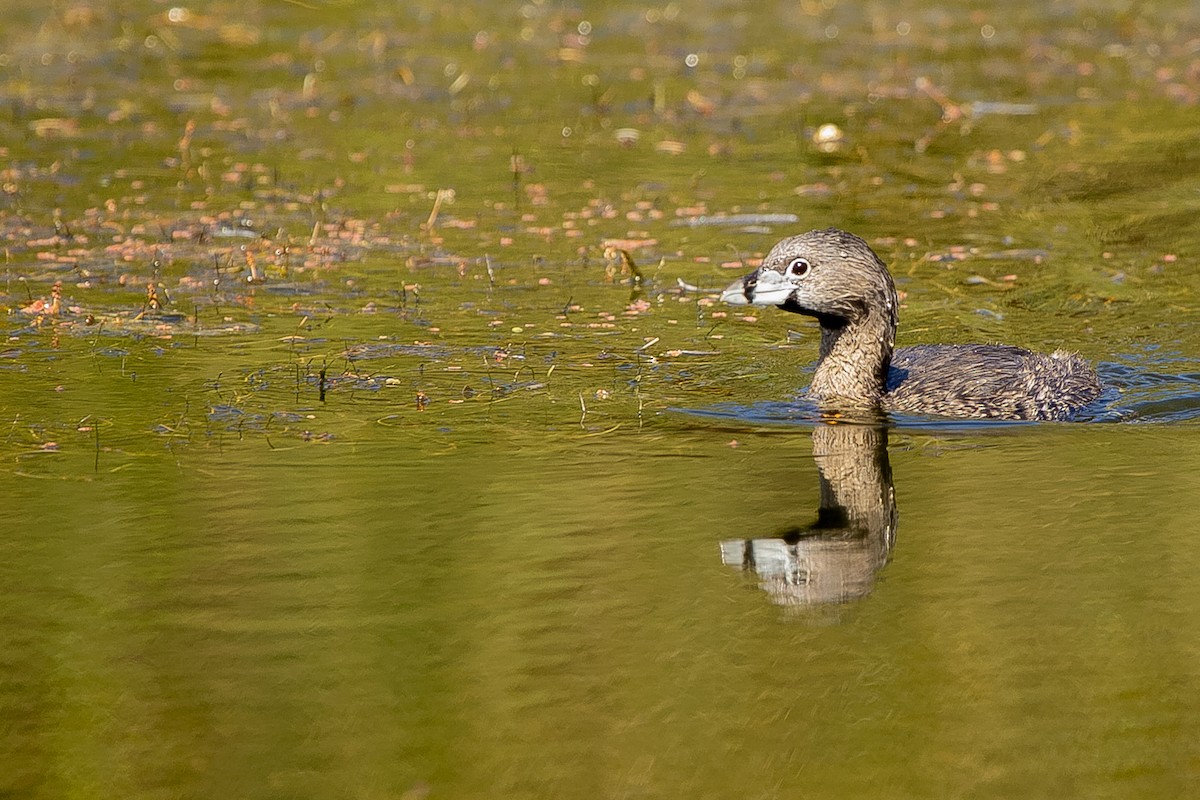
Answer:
213;224;260;239
793;183;834;197
982;248;1050;261
671;213;799;228
663;349;720;357
971;101;1039;116
614;128;640;145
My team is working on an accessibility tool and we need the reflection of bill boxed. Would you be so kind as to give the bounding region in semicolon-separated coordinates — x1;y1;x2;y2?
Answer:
720;423;896;608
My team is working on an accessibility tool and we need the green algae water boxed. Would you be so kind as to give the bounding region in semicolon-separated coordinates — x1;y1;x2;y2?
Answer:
4;1;1200;797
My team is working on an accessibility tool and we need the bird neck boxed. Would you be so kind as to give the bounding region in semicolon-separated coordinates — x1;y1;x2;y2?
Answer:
810;306;896;405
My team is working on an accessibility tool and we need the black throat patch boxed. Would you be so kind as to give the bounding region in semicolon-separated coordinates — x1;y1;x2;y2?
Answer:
778;297;848;330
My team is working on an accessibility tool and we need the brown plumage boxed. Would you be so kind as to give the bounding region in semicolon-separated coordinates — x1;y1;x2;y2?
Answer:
720;228;1101;421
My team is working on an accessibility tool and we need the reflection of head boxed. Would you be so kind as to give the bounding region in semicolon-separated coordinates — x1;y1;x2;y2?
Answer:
720;422;896;608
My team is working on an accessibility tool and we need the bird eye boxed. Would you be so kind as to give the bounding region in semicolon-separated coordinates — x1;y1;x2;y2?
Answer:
789;257;810;276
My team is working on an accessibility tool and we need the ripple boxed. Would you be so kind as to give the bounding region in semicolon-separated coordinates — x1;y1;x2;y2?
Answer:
674;356;1200;429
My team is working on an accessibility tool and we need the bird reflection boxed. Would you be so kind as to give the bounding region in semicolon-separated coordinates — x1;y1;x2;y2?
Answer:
720;421;896;607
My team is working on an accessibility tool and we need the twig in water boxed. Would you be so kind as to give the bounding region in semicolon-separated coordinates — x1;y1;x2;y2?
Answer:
651;256;665;283
510;148;524;210
425;189;449;231
482;352;497;407
513;363;535;384
604;246;644;284
211;253;222;293
914;76;967;152
636;337;659;352
725;242;746;267
178;118;195;172
245;249;263;283
88;323;105;373
634;352;645;428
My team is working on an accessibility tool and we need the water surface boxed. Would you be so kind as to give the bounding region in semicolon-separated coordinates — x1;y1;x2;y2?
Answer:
3;1;1200;798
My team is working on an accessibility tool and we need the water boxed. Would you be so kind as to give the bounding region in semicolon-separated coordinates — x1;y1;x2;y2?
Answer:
6;421;1200;797
4;1;1200;797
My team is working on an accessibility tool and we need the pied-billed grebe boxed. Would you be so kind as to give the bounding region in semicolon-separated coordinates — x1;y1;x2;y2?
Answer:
720;228;1101;421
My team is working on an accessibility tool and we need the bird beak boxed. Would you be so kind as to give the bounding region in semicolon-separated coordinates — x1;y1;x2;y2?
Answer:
719;267;793;307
